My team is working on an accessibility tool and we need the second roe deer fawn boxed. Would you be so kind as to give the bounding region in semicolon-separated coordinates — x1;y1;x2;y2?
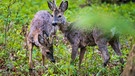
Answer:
48;0;124;68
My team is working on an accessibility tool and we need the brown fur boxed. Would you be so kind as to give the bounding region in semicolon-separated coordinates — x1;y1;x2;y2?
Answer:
48;0;124;68
64;22;124;68
27;10;56;70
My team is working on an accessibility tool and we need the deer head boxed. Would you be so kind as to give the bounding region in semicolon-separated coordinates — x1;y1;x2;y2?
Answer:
47;0;68;26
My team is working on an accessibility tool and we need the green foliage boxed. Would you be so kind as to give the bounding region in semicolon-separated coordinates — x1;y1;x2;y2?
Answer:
74;3;135;36
0;0;135;75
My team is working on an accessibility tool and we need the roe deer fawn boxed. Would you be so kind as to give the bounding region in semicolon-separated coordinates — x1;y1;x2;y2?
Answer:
48;0;124;68
27;10;57;70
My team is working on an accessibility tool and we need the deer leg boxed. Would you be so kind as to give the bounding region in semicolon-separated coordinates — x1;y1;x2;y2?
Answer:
70;44;79;65
96;39;110;67
42;54;45;66
28;42;33;70
93;29;110;66
99;45;110;67
42;52;45;73
109;38;124;65
40;47;46;66
79;47;86;68
39;47;46;74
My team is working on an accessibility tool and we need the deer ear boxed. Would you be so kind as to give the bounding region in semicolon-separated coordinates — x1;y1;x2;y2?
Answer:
47;1;55;11
59;1;68;12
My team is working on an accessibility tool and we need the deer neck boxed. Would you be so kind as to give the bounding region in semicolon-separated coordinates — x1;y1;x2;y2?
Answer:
59;22;69;33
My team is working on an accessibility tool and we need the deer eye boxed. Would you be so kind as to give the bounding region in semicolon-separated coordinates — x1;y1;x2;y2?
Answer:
58;15;62;18
46;52;50;55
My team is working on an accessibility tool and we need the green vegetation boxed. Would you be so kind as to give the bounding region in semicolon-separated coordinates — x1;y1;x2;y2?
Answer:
0;0;135;75
74;3;135;36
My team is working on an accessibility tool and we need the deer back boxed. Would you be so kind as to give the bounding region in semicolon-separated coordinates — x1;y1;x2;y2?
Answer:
28;10;56;46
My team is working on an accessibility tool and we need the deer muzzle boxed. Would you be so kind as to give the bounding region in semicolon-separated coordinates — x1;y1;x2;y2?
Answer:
52;21;58;26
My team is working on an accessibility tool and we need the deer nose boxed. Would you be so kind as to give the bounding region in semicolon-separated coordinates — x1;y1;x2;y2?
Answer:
52;21;57;26
51;59;55;63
